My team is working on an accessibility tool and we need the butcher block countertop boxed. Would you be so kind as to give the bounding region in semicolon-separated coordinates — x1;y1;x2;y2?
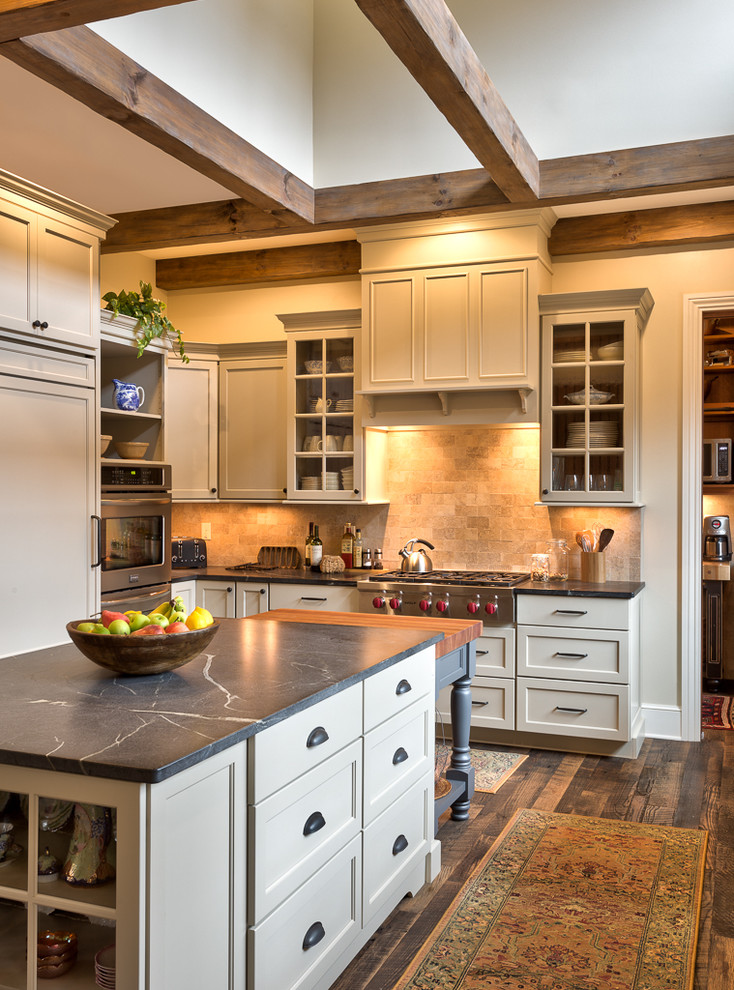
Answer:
253;609;482;659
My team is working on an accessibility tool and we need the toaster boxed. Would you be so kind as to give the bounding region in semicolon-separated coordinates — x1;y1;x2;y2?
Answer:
171;537;208;569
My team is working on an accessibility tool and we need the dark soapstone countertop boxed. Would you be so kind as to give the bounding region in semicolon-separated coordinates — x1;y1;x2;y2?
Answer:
171;565;361;587
0;618;440;785
515;579;645;599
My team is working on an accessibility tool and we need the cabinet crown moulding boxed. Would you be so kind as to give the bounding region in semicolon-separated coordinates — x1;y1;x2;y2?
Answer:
538;288;655;325
0;167;115;233
276;309;361;332
355;208;558;243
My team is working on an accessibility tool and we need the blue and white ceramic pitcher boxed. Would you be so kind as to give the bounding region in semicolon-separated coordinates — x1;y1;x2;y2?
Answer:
113;379;145;412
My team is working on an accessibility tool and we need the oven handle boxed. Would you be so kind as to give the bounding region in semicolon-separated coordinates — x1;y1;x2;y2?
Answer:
91;514;102;568
101;496;172;508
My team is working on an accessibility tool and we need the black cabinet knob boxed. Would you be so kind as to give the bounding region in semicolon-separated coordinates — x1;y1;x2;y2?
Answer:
542;488;549;495
40;321;48;329
32;320;41;328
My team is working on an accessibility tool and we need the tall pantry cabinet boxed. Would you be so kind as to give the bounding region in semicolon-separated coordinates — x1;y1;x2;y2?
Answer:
0;169;114;657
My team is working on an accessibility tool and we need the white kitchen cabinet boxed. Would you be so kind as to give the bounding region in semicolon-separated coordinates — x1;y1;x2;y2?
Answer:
1;350;97;657
196;579;237;618
268;583;360;613
515;593;643;754
170;578;197;614
437;628;515;731
0;170;112;351
237;582;270;616
219;350;287;500
166;355;219;499
538;288;654;504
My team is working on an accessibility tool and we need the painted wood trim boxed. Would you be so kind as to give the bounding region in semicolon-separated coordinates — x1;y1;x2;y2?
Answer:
0;26;315;222
0;0;194;42
354;0;539;202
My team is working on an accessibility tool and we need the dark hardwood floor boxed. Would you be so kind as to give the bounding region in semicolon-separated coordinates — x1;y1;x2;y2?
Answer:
330;730;734;990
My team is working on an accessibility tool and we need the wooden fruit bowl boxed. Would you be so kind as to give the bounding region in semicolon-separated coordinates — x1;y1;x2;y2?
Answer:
66;620;220;675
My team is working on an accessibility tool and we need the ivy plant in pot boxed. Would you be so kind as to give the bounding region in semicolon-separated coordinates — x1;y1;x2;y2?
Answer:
102;281;189;362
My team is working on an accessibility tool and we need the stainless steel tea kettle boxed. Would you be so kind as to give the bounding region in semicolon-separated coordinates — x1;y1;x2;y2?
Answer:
398;538;435;573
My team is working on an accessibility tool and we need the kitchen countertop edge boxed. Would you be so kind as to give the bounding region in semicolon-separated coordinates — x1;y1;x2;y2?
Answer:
515;579;645;598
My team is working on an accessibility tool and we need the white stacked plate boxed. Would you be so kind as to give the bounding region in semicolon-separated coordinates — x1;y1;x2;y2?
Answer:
324;471;341;490
341;468;354;489
94;944;115;988
300;476;320;490
555;349;586;362
566;422;618;448
335;399;353;412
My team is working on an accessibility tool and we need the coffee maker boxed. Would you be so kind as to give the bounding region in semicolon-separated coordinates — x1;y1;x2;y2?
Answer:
703;515;732;561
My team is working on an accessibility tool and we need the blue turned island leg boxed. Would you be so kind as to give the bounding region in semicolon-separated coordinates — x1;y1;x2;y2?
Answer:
446;671;475;820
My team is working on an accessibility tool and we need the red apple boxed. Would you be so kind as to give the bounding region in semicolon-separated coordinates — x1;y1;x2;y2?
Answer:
101;609;129;629
130;624;165;636
165;621;189;634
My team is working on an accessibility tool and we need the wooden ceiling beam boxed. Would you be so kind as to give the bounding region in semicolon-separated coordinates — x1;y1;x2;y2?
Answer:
0;0;196;42
549;200;734;256
353;0;539;202
0;26;315;222
155;240;362;290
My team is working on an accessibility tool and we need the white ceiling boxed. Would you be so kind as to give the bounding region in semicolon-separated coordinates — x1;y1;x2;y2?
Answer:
0;0;732;232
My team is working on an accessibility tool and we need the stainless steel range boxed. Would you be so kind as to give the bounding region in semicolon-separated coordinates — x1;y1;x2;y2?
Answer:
357;570;529;624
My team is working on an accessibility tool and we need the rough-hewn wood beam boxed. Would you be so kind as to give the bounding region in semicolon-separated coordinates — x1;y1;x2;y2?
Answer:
542;135;734;201
0;0;195;42
353;0;539;202
0;25;315;222
155;241;362;290
549;200;734;256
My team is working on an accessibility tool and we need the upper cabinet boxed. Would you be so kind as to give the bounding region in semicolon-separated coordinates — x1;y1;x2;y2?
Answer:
0;170;113;351
357;212;554;423
539;288;654;505
166;353;219;500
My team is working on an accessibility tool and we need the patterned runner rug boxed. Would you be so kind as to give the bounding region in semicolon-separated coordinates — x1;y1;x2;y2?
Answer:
435;745;527;793
702;692;734;729
395;809;707;990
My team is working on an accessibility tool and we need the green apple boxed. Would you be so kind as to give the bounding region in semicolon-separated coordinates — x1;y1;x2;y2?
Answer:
77;621;97;633
93;623;111;635
108;619;131;635
129;612;152;632
148;613;169;628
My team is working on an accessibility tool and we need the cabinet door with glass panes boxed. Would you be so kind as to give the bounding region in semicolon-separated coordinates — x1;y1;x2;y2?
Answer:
285;320;362;501
539;290;652;504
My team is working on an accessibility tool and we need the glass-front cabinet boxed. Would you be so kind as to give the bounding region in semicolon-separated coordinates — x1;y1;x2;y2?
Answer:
282;310;364;501
539;289;653;504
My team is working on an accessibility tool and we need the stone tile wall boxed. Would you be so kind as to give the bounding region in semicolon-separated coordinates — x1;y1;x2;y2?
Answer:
171;426;641;580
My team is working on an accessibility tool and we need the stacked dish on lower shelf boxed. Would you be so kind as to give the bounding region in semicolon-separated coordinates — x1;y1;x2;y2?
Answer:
94;943;116;988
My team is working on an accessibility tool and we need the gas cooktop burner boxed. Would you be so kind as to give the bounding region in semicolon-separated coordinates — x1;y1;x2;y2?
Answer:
366;570;529;587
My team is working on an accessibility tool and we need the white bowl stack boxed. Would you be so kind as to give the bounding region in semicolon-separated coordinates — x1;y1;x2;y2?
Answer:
340;467;354;490
94;944;116;988
324;471;341;490
300;476;321;491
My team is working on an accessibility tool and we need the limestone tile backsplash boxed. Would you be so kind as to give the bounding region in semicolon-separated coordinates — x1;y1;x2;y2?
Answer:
171;426;641;580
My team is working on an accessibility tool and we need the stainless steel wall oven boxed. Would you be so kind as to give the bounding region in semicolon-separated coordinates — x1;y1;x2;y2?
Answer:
98;463;172;612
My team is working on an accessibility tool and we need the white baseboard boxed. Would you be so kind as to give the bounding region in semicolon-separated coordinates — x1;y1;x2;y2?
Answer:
641;704;688;741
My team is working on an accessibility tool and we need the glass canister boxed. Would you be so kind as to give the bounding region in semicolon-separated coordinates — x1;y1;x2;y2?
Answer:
546;539;569;581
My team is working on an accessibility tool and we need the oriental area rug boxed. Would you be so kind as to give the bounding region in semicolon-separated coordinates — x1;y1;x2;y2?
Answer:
435;745;527;794
702;692;734;729
394;809;707;990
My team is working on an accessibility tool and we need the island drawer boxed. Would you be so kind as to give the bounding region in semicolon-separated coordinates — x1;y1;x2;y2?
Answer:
249;682;362;802
363;647;433;732
475;629;515;678
439;675;516;731
517;626;629;684
517;677;630;741
363;702;432;825
249;739;362;923
363;772;433;927
248;833;361;990
517;595;631;631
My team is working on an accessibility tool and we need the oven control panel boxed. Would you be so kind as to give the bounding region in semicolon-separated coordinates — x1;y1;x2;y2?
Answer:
101;463;172;491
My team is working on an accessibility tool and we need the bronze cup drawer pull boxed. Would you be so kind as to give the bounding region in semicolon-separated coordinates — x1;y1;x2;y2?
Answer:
553;651;588;660
306;726;329;748
392;834;409;856
392;746;409;765
303;811;326;836
302;921;325;951
395;678;412;696
554;706;588;715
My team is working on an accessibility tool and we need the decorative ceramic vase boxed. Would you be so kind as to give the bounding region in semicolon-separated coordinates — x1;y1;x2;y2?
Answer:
113;379;145;412
63;803;115;886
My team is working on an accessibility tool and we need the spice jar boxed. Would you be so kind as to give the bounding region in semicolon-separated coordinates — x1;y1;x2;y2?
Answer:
546;539;569;581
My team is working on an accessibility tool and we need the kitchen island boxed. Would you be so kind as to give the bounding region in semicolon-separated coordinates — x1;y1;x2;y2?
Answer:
0;612;479;990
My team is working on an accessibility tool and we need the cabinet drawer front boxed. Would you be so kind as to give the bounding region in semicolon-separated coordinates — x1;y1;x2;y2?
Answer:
364;704;432;825
268;583;359;612
0;338;94;387
249;834;361;990
517;627;629;683
251;740;362;923
363;773;432;927
517;678;630;741
517;594;630;630
437;677;515;731
363;647;434;733
475;629;515;678
250;682;362;802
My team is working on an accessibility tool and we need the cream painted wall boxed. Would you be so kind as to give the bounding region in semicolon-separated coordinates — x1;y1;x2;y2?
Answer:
101;254;162;303
552;244;734;713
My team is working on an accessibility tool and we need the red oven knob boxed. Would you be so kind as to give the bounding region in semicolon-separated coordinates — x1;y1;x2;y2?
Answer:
436;599;449;613
389;597;402;610
419;599;431;612
467;601;480;614
372;596;385;609
485;602;498;615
